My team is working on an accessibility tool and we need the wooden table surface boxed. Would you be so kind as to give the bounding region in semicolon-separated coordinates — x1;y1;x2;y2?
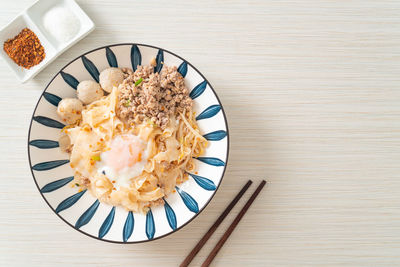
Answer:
1;0;400;266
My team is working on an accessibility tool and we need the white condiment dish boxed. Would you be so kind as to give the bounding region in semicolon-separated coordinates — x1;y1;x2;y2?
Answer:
0;0;95;83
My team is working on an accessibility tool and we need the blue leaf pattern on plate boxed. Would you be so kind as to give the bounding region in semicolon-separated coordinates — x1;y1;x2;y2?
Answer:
146;209;155;240
189;173;217;191
55;190;87;213
195;105;221;120
123;211;134;242
82;56;100;82
105;47;118;67
98;207;115;239
33;116;65;129
177;61;188;77
164;199;177;230
189;80;207;100
60;71;79;89
131;45;141;71
75;200;100;229
29;44;229;243
43;92;61;107
154;50;164;73
176;186;199;213
29;139;59;149
41;176;73;193
195;157;225;166
203;130;227;141
32;159;69;171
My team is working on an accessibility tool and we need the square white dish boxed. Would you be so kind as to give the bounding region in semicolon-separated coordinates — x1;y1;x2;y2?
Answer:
0;0;95;83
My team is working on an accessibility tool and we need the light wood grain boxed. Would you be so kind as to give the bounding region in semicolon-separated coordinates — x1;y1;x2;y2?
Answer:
1;0;400;266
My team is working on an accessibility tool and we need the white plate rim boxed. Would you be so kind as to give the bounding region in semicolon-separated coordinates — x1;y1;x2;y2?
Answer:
27;43;230;243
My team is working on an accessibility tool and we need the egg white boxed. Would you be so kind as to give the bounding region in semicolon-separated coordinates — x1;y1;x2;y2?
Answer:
96;134;148;189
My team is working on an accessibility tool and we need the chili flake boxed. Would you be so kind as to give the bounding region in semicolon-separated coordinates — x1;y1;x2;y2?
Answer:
3;28;45;69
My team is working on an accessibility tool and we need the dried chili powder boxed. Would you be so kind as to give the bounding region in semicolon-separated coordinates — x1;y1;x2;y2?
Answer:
3;28;45;69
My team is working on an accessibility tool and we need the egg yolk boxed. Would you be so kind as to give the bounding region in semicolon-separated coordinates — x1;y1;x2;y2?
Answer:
104;134;146;171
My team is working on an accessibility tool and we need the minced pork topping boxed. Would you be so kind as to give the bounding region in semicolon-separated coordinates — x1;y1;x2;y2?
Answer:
117;65;193;129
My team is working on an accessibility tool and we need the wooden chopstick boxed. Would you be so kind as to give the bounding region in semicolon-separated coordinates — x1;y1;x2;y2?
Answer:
180;180;253;267
201;180;266;267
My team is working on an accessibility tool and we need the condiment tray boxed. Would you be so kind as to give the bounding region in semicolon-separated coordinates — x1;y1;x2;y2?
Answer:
0;0;94;83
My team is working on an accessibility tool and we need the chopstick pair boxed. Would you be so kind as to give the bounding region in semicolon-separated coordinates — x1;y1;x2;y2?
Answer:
180;179;266;267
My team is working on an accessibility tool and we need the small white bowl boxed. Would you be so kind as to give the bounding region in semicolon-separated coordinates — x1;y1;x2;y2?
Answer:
0;0;94;83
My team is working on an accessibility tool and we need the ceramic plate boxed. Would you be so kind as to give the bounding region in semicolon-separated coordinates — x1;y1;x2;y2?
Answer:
28;44;229;243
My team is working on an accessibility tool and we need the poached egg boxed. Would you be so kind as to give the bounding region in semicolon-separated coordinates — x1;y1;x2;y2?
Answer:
97;134;148;188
